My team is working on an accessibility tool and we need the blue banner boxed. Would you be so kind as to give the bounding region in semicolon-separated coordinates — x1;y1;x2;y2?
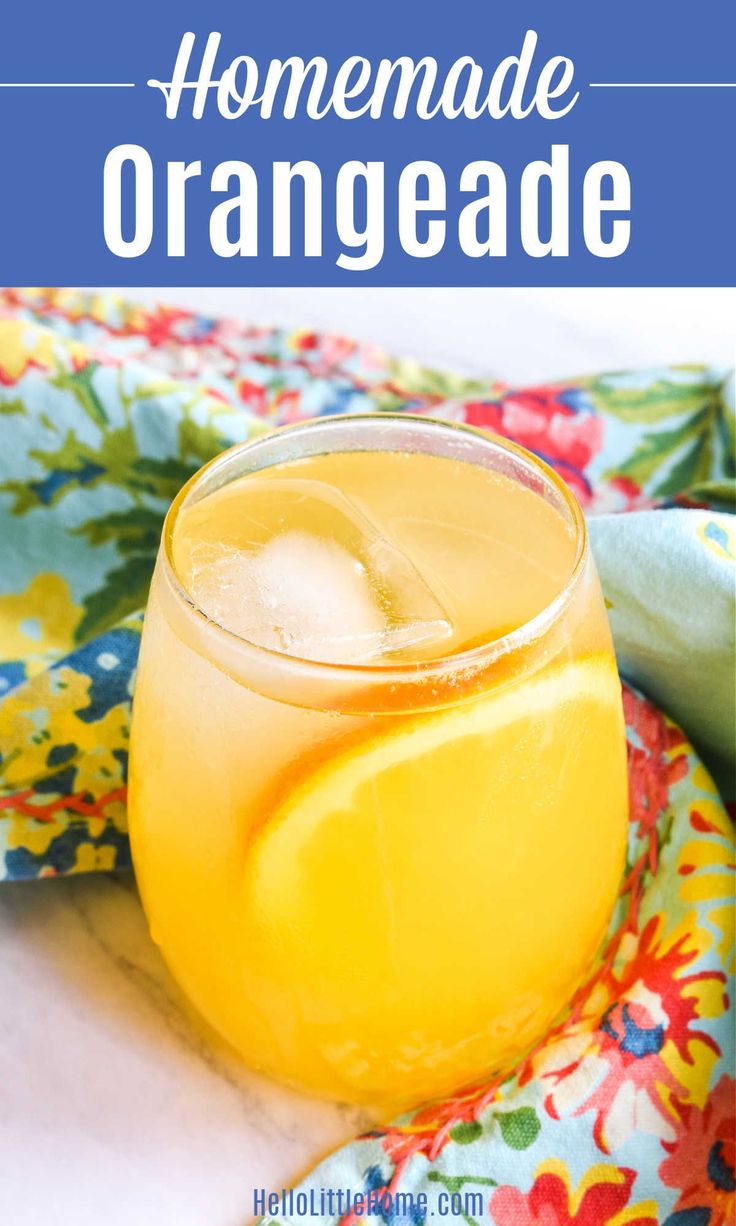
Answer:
1;0;734;285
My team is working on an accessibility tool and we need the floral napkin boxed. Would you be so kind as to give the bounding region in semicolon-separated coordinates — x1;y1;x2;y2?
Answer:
0;288;733;1223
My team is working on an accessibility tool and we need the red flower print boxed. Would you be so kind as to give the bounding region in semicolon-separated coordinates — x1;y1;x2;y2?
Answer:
489;1160;656;1225
623;689;689;871
273;387;304;423
534;915;726;1153
129;305;192;348
294;330;319;351
318;333;359;372
609;475;643;509
462;385;604;505
236;378;269;415
377;1080;504;1165
587;919;724;1147
288;329;359;377
200;384;230;405
660;1075;736;1226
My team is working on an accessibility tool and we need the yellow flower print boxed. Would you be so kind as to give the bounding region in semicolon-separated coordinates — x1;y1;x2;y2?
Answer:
0;668;91;789
489;1158;658;1225
678;797;736;974
4;814;125;872
0;317;87;384
70;704;130;799
0;573;83;668
4;812;69;858
69;840;120;874
0;665;129;798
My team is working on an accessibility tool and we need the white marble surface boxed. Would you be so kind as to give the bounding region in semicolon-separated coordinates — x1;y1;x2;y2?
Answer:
0;874;373;1226
1;288;734;1226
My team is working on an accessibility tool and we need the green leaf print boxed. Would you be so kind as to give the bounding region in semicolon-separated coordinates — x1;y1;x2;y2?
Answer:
75;506;165;555
496;1106;541;1149
653;430;712;497
683;478;736;509
75;554;155;643
128;455;200;500
381;356;499;407
610;408;712;494
51;361;109;426
1;426;142;514
587;369;723;425
598;372;734;498
0;396;24;416
0;356;254;645
450;1120;483;1145
427;1171;497;1226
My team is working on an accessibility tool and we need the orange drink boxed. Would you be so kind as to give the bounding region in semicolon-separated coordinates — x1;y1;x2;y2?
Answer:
128;415;628;1107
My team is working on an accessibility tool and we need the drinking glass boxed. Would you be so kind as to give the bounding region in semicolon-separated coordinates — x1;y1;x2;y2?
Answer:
129;415;628;1108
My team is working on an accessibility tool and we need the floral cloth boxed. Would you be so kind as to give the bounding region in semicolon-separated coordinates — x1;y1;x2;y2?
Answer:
0;288;733;1222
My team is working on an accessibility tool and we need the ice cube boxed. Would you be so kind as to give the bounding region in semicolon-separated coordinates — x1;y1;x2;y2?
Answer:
181;478;453;664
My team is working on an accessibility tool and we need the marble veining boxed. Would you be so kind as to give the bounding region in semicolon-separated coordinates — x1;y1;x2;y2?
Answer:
0;873;374;1226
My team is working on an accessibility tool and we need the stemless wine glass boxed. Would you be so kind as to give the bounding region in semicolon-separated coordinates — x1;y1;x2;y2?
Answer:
128;415;628;1109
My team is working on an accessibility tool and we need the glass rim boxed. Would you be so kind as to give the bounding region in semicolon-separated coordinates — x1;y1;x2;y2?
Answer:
160;412;588;682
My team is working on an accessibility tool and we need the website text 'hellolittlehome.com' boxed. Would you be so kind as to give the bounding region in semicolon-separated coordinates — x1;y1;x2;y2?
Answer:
253;1183;486;1220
